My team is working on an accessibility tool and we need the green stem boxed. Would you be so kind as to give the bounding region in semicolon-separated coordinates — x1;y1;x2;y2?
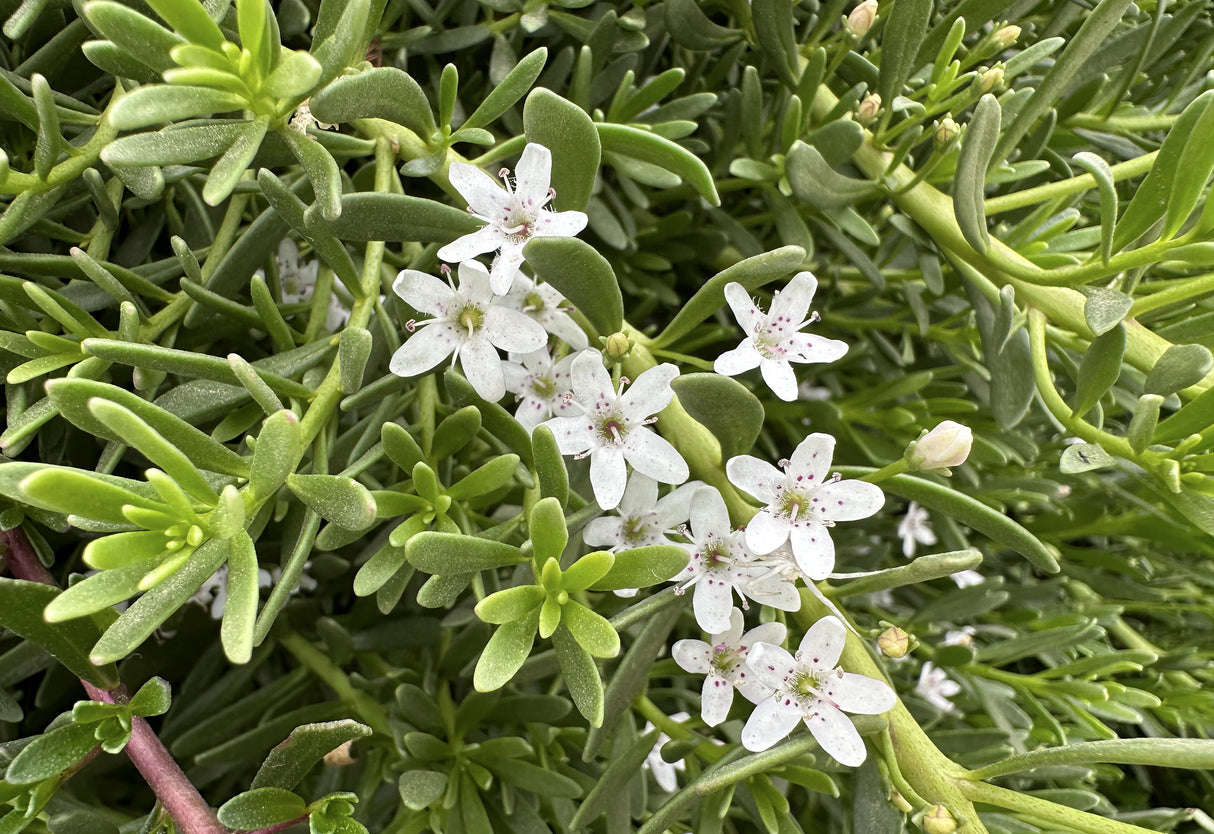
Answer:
967;738;1214;781
960;780;1158;834
278;631;392;737
858;459;908;483
985;151;1157;215
1129;272;1214;318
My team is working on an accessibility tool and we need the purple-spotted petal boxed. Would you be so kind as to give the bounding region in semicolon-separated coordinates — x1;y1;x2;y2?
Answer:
393;270;456;317
768;271;818;327
827;673;897;715
789;522;835;580
787;332;849;364
690;487;731;541
741;696;803;752
745;573;802;612
534;209;588;237
671;638;712;674
513;143;552;209
788;433;835;483
654;481;701;529
746;642;797;690
571;349;612;398
745;510;791;555
726;455;783;504
816;479;885;522
719;607;747;646
701;672;735;727
542;416;595;455
590;445;628;510
459;336;505;401
389;322;459;377
759;359;799;401
692;575;735;634
483;307;548;354
582;516;623;549
623;429;688;486
714;341;764;377
490;244;526;295
805;702;866;767
456;260;495;303
797;615;847;672
447;162;513;221
436;225;502;265
723;281;765;333
620;363;679;421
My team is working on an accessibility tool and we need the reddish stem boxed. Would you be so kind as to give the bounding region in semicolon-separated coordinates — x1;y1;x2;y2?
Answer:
2;526;229;834
249;816;309;834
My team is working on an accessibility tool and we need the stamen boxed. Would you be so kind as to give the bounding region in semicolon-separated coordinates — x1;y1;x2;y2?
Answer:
573;451;591;460
440;263;451;276
405;319;417;333
609;424;622;443
809;311;822;324
778;458;791;469
642;415;659;425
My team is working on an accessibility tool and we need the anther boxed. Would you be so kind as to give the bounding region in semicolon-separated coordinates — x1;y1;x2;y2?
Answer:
405;319;417;332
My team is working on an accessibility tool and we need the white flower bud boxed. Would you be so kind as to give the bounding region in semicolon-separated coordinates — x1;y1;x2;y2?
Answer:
877;626;910;659
907;420;973;471
857;93;881;125
934;116;960;146
844;0;879;37
979;65;1005;93
923;805;958;834
993;24;1021;48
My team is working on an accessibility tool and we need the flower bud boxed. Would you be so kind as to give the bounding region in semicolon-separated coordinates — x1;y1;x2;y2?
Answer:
993;24;1021;48
844;0;879;38
603;331;633;361
877;626;910;659
907;420;973;471
979;65;1005;93
323;740;357;766
857;93;881;125
923;805;958;834
934;116;960;146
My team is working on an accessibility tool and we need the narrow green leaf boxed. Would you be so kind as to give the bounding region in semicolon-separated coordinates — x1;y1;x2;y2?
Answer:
522;237;622;337
217;787;308;830
953;94;1001;253
1071;324;1124;418
338;327;373;395
750;0;798;88
0;579;120;688
1144;344;1213;396
663;0;742;50
1072;152;1117;264
475;585;545;625
570;729;662;829
670;374;764;460
407;532;526;574
109;85;247;130
263;49;323;100
309;67;436;136
12;466;161;525
552;624;604;726
588;545;688;591
523;88;600;211
446;455;520;501
5;722;98;785
561;601;619;659
598;123;718;205
286;474;377;530
381;422;424;472
444;371;533;467
43;563;151;623
316;192;481;241
877;0;933;105
30;75;61;182
203;117;269;206
83;531;168;570
1154;384;1214;443
1165;94;1214;238
250;410;302;501
529;497;568;564
281;127;343;221
532;425;568;506
464;47;547;131
1059;442;1117;474
220;532;258;664
143;0;226;49
103;121;248;167
1126;394;1163;454
82;1;184;73
251;720;373;790
474;609;540;692
432;405;481;459
310;0;370;80
785;141;877;210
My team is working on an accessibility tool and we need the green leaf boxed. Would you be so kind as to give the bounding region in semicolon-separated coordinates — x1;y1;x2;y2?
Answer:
464;47;546;131
588;545;688;591
1072;153;1118;264
474;609;540;692
834;550;984;597
316;192;481;241
785;141;878;210
251;720;372;790
83;531;169;571
656;246;806;347
398;771;447;811
522;237;622;337
750;0;798;88
1154;384;1214;443
1082;287;1132;336
381;423;425;472
30;75;61;182
552;624;604;726
953;94;1001;253
877;0;932;105
109;86;247;130
532;425;568;506
10;466;161;525
475;585;545;625
286;474;376;531
1144;344;1213;396
218;787;308;830
1126;394;1163;454
263;49;323;100
478;757;585;798
446;455;520;501
281;127;343;221
528;497;568;564
338;327;373;395
432;405;482;459
250;410;302;502
0;579;120;688
82;1;184;73
663;0;742;50
407;532;526;574
127;677;172;717
598;123;719;206
444;371;533;467
1059;443;1117;474
670;374;764;459
353;537;412;597
310;0;371;81
203;116;269;207
220;532;259;664
560;550;614;592
570;729;662;829
5;722;98;785
142;0;226;49
102;121;248;167
310;67;436;137
523;88;600;211
43;563;150;623
561;601;619;658
1072;324;1124;418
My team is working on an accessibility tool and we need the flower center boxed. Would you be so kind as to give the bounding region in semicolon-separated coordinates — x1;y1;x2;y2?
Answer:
524;291;546;312
529;373;556;399
702;539;732;568
457;304;485;335
753;325;788;359
777;488;810;523
710;643;743;673
622;515;651;545
791;670;822;697
596;412;628;444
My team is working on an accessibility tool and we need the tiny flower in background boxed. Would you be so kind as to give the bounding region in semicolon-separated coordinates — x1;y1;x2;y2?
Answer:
582;473;700;552
542;349;689;510
857;93;881;124
897;501;937;558
728;433;884;580
437;143;589;294
715;272;849;402
942;626;976;647
642;711;690;793
950;569;984;588
390;261;547;402
673;608;787;726
190;564;274;619
916;661;962;712
503;273;589;350
843;0;878;37
502;348;577;432
907;420;973;472
742;616;897;765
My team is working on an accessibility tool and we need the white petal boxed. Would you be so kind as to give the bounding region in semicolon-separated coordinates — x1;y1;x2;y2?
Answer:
672;638;712;674
456;260;494;303
534;208;588;237
436;226;502;265
816;480;885;522
623;429;688;486
726;455;783;504
542;416;595;455
514;143;553;209
537;308;589;349
490;245;526;295
459;336;506;401
590;446;628;510
745;573;802;612
582;516;623;549
826;673;897;715
723;282;765;333
514;396;550;432
484;307;548;353
788;433;836;484
743;621;789;651
789;522;835;580
805;703;866;767
389;323;460;377
797;615;846;672
714;341;763;377
741;696;803;752
745;510;790;555
719;607;747;646
393;270;456;317
689;487;731;541
759;359;799;401
692;575;735;634
654;480;701;528
447;161;513;221
787;332;849;364
768;271;817;327
619;473;659;515
620;363;678;421
571;349;612;398
701;673;735;727
746;642;797;691
501;359;530;394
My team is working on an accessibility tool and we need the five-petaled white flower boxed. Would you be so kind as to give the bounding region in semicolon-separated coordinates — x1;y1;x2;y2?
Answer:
437;143;588;295
742;616;896;765
674;486;801;634
503;273;589;350
542;349;689;510
502;348;577;432
582;473;700;552
642;711;690;793
263;238;349;331
897;501;937;558
915;661;962;712
673;608;788;726
728;433;884;581
390;261;547;402
715;272;848;402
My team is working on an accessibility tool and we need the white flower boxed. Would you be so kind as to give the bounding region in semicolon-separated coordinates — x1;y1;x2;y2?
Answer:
503;273;589;350
727;433;884;580
390;261;547;401
908;420;973;472
190;565;274;620
915;662;962;712
502;348;577;432
714;272;848;402
950;569;984;588
897;501;937;558
642;711;690;793
542;350;689;510
674;486;800;634
437;143;589;295
582;473;700;552
673;608;788;726
741;616;896;765
942;627;975;647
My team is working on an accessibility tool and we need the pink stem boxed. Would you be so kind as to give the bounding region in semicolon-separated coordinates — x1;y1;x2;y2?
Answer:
2;527;229;834
249;816;310;834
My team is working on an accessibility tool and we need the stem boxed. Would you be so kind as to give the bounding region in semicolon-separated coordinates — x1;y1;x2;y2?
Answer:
1129;272;1214;318
249;816;310;834
961;780;1158;834
278;631;393;737
984;151;1158;215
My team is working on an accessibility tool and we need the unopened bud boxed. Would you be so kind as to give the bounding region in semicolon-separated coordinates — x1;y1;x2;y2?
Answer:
323;740;357;766
907;420;973;472
603;331;632;361
934;116;960;146
857;93;881;125
877;626;910;659
980;65;1005;93
844;0;879;37
922;805;958;834
993;24;1021;48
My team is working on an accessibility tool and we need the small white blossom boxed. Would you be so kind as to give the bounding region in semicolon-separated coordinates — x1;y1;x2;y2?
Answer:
673;608;787;726
582;473;700;552
390;261;547;401
542;350;689;510
742;616;896;765
190;564;274;620
438;143;588;295
916;661;962;712
674;486;800;634
714;272;848;402
642;711;690;793
950;569;984;588
728;433;884;580
503;273;589;350
502;348;577;432
897;501;937;558
942;627;975;647
908;420;973;472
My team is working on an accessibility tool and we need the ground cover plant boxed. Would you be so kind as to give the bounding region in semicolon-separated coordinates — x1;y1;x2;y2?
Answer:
2;0;1214;832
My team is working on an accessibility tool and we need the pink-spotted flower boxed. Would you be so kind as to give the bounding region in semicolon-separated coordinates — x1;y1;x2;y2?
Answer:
437;143;588;295
715;272;848;402
673;608;788;726
502;348;577;432
742;616;896;765
582;473;700;552
727;433;884;581
503;272;589;350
